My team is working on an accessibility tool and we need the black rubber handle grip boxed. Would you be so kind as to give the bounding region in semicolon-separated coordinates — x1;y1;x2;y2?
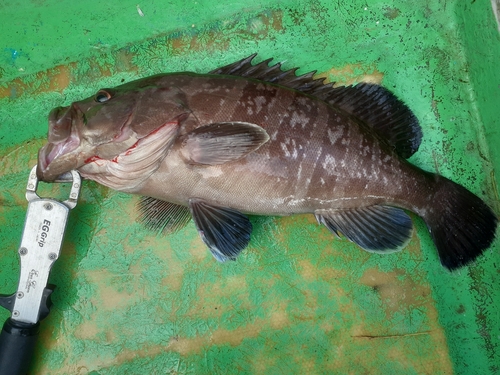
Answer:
0;318;39;375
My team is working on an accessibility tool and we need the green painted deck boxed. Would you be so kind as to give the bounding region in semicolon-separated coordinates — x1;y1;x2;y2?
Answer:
0;1;499;374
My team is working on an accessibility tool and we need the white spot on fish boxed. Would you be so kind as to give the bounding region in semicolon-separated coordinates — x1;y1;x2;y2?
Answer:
327;128;344;145
290;111;310;129
322;154;336;173
280;138;299;159
199;167;224;179
281;142;290;157
297;164;302;180
254;96;266;113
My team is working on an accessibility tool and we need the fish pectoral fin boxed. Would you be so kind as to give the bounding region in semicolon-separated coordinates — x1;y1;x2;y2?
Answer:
137;197;191;234
315;205;413;253
180;122;269;165
189;198;252;262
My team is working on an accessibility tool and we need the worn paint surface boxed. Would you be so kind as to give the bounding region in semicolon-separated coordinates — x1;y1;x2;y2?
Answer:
0;1;499;374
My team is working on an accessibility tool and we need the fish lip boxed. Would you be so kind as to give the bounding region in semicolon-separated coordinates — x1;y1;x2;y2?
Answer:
47;105;77;143
38;104;83;181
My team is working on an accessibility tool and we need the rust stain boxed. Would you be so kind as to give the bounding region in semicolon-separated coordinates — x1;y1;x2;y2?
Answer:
167;305;289;356
186;235;210;260
359;267;430;318
189;274;252;319
317;63;384;86
47;64;71;92
169;30;230;55
74;321;100;340
383;7;401;20
59;303;290;373
297;259;318;282
0;49;138;100
349;266;454;374
252;347;278;373
0;63;77;99
169;11;284;55
0;139;43;172
85;269;142;310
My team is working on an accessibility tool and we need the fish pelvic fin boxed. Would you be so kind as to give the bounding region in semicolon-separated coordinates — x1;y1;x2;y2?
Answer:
189;198;252;262
211;55;421;158
419;175;498;270
137;197;191;234
315;205;413;253
180;122;269;165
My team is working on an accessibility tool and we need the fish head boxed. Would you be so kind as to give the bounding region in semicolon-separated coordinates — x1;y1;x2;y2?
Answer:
37;76;188;182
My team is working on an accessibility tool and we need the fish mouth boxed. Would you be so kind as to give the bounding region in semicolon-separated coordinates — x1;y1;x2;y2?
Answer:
37;105;83;181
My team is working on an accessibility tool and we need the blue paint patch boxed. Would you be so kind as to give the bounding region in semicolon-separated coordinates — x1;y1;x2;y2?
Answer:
4;48;23;65
5;48;21;61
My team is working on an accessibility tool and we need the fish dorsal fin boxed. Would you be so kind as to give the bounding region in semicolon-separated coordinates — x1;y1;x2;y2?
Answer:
315;205;413;253
210;54;329;93
322;84;422;159
180;121;269;165
189;198;252;262
138;197;191;234
211;55;422;158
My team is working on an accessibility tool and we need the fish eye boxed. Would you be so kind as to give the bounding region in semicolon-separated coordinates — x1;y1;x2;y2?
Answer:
94;90;112;103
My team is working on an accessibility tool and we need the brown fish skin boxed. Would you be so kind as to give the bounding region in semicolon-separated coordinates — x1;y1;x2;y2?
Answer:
37;61;498;270
132;75;425;214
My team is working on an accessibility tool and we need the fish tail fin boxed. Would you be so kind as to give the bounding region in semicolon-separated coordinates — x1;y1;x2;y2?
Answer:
421;175;498;270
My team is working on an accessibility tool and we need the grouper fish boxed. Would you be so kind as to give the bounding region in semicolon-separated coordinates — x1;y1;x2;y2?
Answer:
37;55;498;270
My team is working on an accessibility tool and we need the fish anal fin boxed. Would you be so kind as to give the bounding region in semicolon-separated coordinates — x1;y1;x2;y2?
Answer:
180;122;269;165
315;205;413;253
188;198;252;262
138;197;191;234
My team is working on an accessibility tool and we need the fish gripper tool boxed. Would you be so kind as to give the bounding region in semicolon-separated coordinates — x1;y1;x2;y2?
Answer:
0;166;81;375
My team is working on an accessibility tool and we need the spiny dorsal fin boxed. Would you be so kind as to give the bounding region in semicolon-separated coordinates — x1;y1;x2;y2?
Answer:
210;55;422;158
209;54;330;93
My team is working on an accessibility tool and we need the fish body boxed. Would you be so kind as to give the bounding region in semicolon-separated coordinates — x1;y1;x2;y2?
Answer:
37;56;498;269
134;75;419;214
